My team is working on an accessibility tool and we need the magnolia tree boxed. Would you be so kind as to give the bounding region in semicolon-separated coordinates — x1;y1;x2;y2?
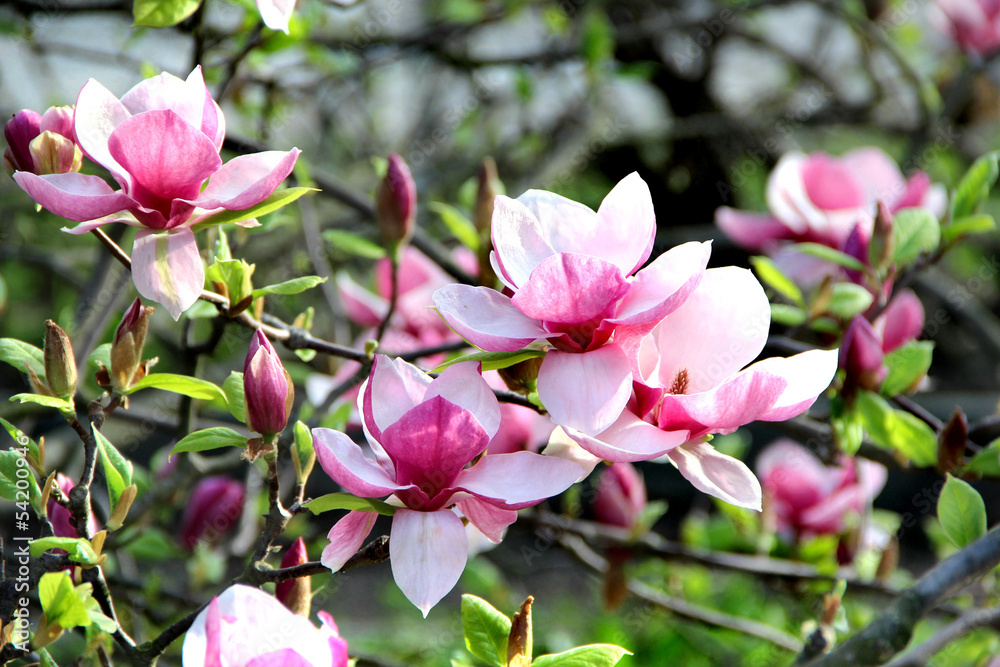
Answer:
2;1;1000;666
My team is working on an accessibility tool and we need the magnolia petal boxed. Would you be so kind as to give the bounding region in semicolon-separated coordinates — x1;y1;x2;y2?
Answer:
120;69;208;138
74;78;132;181
658;368;787;436
425;362;502;439
612;240;712;328
321;510;378;572
878;289;924;353
512;253;629;324
454;451;582;509
108;110;221;203
362;355;431;437
457;498;518;543
595;172;657;274
433;284;550;351
13;172;135;223
204;597;223;667
668;441;763;510
754;349;839;422
246;650;314;667
653;266;770;393
517;188;599;258
537;347;633;436
541;426;603;478
765;152;815;234
193;150;300;211
390;509;468;617
256;0;296;32
563;410;689;463
312;427;404;497
131;228;204;320
840;147;905;210
336;271;387;327
715;208;792;252
490;195;556;288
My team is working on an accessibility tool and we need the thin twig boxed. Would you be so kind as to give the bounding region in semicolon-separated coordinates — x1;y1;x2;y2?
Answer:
881;606;1000;667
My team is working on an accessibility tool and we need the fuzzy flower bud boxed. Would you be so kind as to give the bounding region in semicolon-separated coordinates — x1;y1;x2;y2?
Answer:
178;476;245;551
111;299;154;393
869;201;895;272
4;110;41;176
593;463;647;530
840;317;887;393
375;153;416;249
43;320;77;399
243;330;293;438
4;107;80;177
276;537;311;616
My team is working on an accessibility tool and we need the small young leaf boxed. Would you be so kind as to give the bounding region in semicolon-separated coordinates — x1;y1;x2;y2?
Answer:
93;427;133;508
190;187;316;230
304;492;396;516
0;416;40;467
937;474;987;548
942;214;996;243
0;338;45;378
461;594;511;667
0;449;41;509
10;393;74;415
38;571;92;629
251;275;327;299
965;440;1000;476
431;349;543;374
222;371;246;423
769;304;807;326
794;243;866;272
881;341;933;397
429;202;480;251
31;537;99;566
892;208;941;266
825;283;874;319
171;427;248;455
87;343;112;370
125;373;227;402
855;391;937;467
532;644;632;667
323;229;387;259
133;0;202;27
749;256;804;306
951;151;1000;220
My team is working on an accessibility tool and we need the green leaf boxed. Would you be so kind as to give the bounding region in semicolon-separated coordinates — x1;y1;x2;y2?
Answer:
951;151;1000;220
769;304;807;326
581;10;615;68
825;283;874;319
125;373;227;402
431;349;543;374
37;648;59;667
251;275;327;299
965;440;1000;476
937;474;987;548
749;256;804;306
31;537;100;566
206;258;255;309
304;492;396;516
461;594;511;667
794;243;866;272
93;428;133;508
533;645;632;667
892;208;941;266
87;343;112;370
881;341;934;396
190;187;316;230
0;338;45;377
82;591;118;633
855;391;937;467
38;571;92;629
429;202;480;251
10;393;75;415
323;229;387;259
133;0;202;26
0;448;41;509
0;416;40;467
942;214;996;243
222;371;246;423
171;427;248;455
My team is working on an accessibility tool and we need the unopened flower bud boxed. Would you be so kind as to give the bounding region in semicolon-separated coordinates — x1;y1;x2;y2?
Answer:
179;476;245;551
593;462;647;530
111;299;155;393
497;356;543;395
44;320;76;399
39;105;75;139
4;110;42;176
29;131;82;175
840;317;887;393
869;201;895;271
507;596;533;667
375;153;416;249
276;537;311;616
243;330;293;437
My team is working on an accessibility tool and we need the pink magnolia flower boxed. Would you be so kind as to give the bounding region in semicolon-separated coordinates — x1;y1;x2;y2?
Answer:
841;289;924;393
178;476;245;551
434;174;711;436
313;355;582;615
566;267;839;509
244;330;293;438
593;463;647;530
4;106;80;177
757;439;887;539
11;67;299;319
716;149;945;283
256;0;296;33
930;0;1000;56
182;584;348;666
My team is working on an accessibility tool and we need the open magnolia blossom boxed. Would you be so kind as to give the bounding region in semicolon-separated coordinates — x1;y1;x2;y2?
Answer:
716;148;944;284
313;355;582;616
564;267;839;510
434;173;710;436
182;584;348;666
11;67;299;319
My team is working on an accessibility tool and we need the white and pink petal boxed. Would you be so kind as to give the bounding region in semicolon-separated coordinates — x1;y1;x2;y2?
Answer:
390;509;468;617
130;228;204;320
668;441;763;510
